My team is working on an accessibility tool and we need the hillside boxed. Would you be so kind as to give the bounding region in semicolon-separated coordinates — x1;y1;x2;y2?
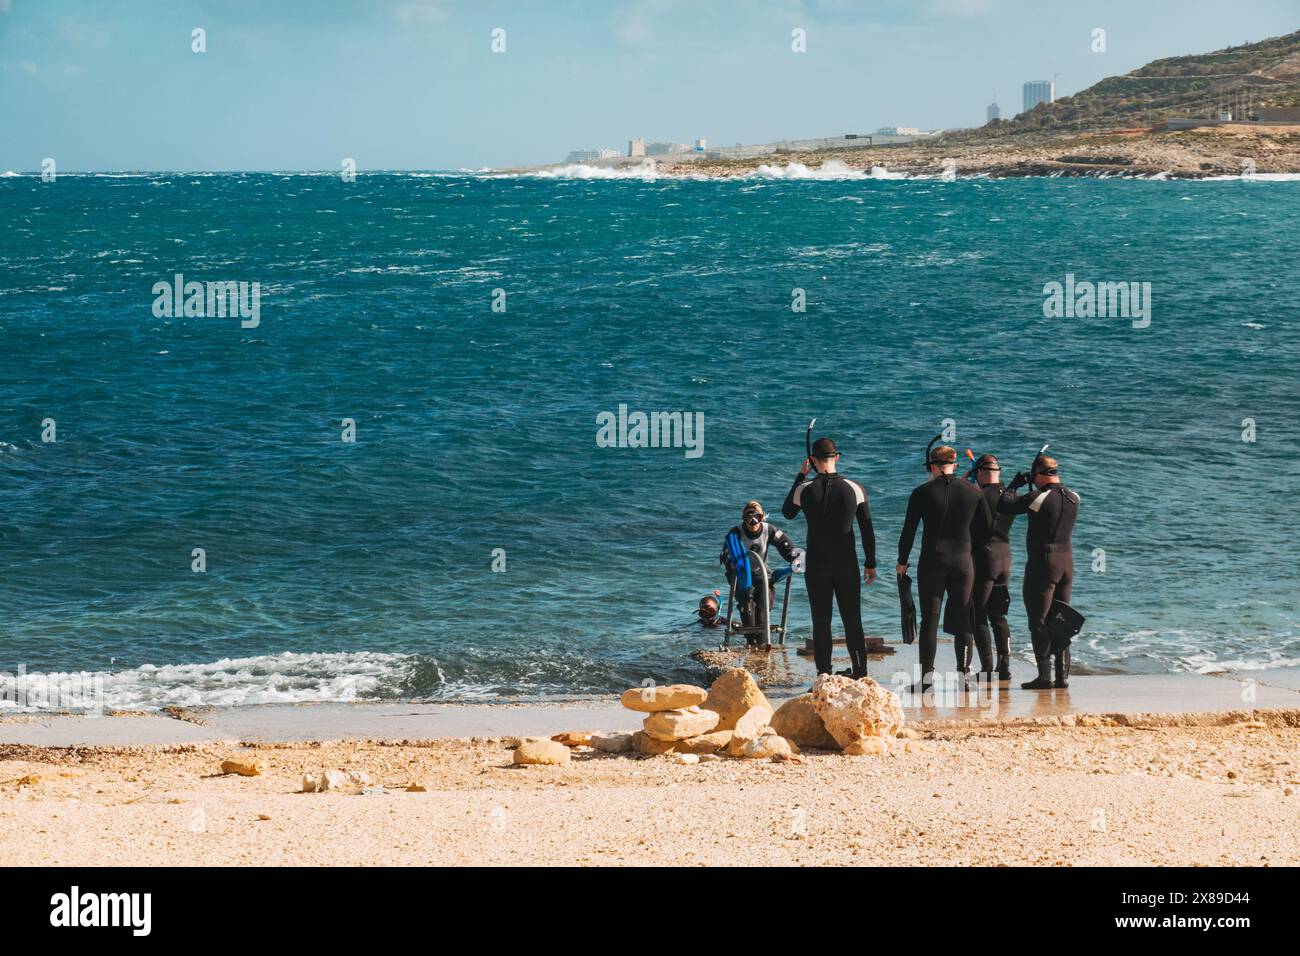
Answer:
982;28;1300;137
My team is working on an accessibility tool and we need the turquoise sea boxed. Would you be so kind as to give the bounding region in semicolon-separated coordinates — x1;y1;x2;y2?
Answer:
1;170;1297;708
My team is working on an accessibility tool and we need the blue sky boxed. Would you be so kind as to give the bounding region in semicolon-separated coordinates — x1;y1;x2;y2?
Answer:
2;0;1297;171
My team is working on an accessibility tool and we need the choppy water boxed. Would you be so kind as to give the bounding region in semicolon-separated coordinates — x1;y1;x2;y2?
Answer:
1;170;1297;709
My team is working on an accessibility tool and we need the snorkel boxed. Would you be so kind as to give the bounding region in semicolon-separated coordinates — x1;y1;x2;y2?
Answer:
964;448;978;484
923;433;943;473
805;417;817;473
1030;443;1050;487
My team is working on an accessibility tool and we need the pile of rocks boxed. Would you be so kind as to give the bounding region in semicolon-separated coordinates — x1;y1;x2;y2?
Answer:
530;670;911;768
620;669;799;760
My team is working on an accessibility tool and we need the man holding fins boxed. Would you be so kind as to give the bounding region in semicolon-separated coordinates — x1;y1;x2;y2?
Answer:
896;441;993;693
782;436;877;680
998;452;1081;689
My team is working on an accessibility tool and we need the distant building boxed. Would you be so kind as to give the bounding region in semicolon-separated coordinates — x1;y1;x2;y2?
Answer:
565;147;621;163
987;102;1001;122
694;138;707;152
1022;80;1055;113
628;138;646;158
875;126;920;136
646;141;689;156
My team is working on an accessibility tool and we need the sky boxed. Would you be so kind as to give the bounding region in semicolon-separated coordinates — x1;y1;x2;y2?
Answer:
2;0;1297;171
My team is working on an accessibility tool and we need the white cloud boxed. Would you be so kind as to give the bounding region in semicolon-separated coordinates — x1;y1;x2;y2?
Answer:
395;2;447;26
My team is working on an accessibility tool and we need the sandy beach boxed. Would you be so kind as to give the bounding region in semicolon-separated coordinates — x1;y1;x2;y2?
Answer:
3;702;1295;867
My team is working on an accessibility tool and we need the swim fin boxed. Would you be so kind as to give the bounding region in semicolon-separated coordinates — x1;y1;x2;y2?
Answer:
1045;600;1085;653
897;573;917;645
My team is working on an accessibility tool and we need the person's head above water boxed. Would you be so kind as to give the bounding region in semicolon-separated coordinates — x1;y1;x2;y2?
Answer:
809;437;840;473
697;594;719;620
975;453;1001;486
927;444;958;477
741;500;765;531
1031;454;1061;487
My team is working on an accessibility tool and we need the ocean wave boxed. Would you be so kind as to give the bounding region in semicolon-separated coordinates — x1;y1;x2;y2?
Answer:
0;651;411;713
525;162;662;181
0;647;689;712
750;160;913;180
1193;172;1300;182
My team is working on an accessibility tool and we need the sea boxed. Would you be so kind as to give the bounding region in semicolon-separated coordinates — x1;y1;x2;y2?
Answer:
2;166;1297;710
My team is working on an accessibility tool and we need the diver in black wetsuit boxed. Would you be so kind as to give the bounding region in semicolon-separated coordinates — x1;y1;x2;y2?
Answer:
782;437;877;678
999;454;1080;689
971;454;1016;681
896;445;993;692
719;500;799;645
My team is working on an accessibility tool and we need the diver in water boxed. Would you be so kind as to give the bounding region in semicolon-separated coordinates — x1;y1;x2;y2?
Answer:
896;444;993;692
696;594;722;628
970;454;1017;681
719;500;798;646
999;454;1080;689
782;437;877;678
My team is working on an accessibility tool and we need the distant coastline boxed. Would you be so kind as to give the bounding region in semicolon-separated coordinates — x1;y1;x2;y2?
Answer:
506;123;1300;180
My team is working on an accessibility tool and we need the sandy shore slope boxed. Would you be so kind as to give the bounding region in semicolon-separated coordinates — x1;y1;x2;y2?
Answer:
3;710;1295;866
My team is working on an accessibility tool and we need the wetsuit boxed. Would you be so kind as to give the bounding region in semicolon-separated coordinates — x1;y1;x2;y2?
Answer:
973;482;1016;679
719;521;798;641
897;474;993;686
782;471;876;676
999;481;1080;687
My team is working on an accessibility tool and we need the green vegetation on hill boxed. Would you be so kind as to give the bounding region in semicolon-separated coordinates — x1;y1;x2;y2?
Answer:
974;28;1300;138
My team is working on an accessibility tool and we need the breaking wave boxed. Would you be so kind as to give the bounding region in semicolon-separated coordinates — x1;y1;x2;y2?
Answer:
751;160;913;180
526;162;662;181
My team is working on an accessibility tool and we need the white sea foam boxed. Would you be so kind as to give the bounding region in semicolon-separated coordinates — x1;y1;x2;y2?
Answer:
1193;172;1300;182
0;651;413;713
527;162;661;180
750;160;914;180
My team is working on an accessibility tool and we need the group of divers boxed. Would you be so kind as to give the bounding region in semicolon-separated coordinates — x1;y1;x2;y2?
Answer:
695;432;1083;693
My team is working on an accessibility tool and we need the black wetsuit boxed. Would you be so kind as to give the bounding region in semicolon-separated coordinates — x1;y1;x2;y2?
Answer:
999;481;1080;684
782;471;876;676
897;474;993;684
973;482;1016;677
719;521;798;639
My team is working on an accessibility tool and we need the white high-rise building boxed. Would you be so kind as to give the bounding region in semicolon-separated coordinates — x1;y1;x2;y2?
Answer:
1022;80;1055;113
987;102;1001;122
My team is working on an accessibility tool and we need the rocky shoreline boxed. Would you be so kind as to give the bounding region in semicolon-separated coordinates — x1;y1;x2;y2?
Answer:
522;124;1300;181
